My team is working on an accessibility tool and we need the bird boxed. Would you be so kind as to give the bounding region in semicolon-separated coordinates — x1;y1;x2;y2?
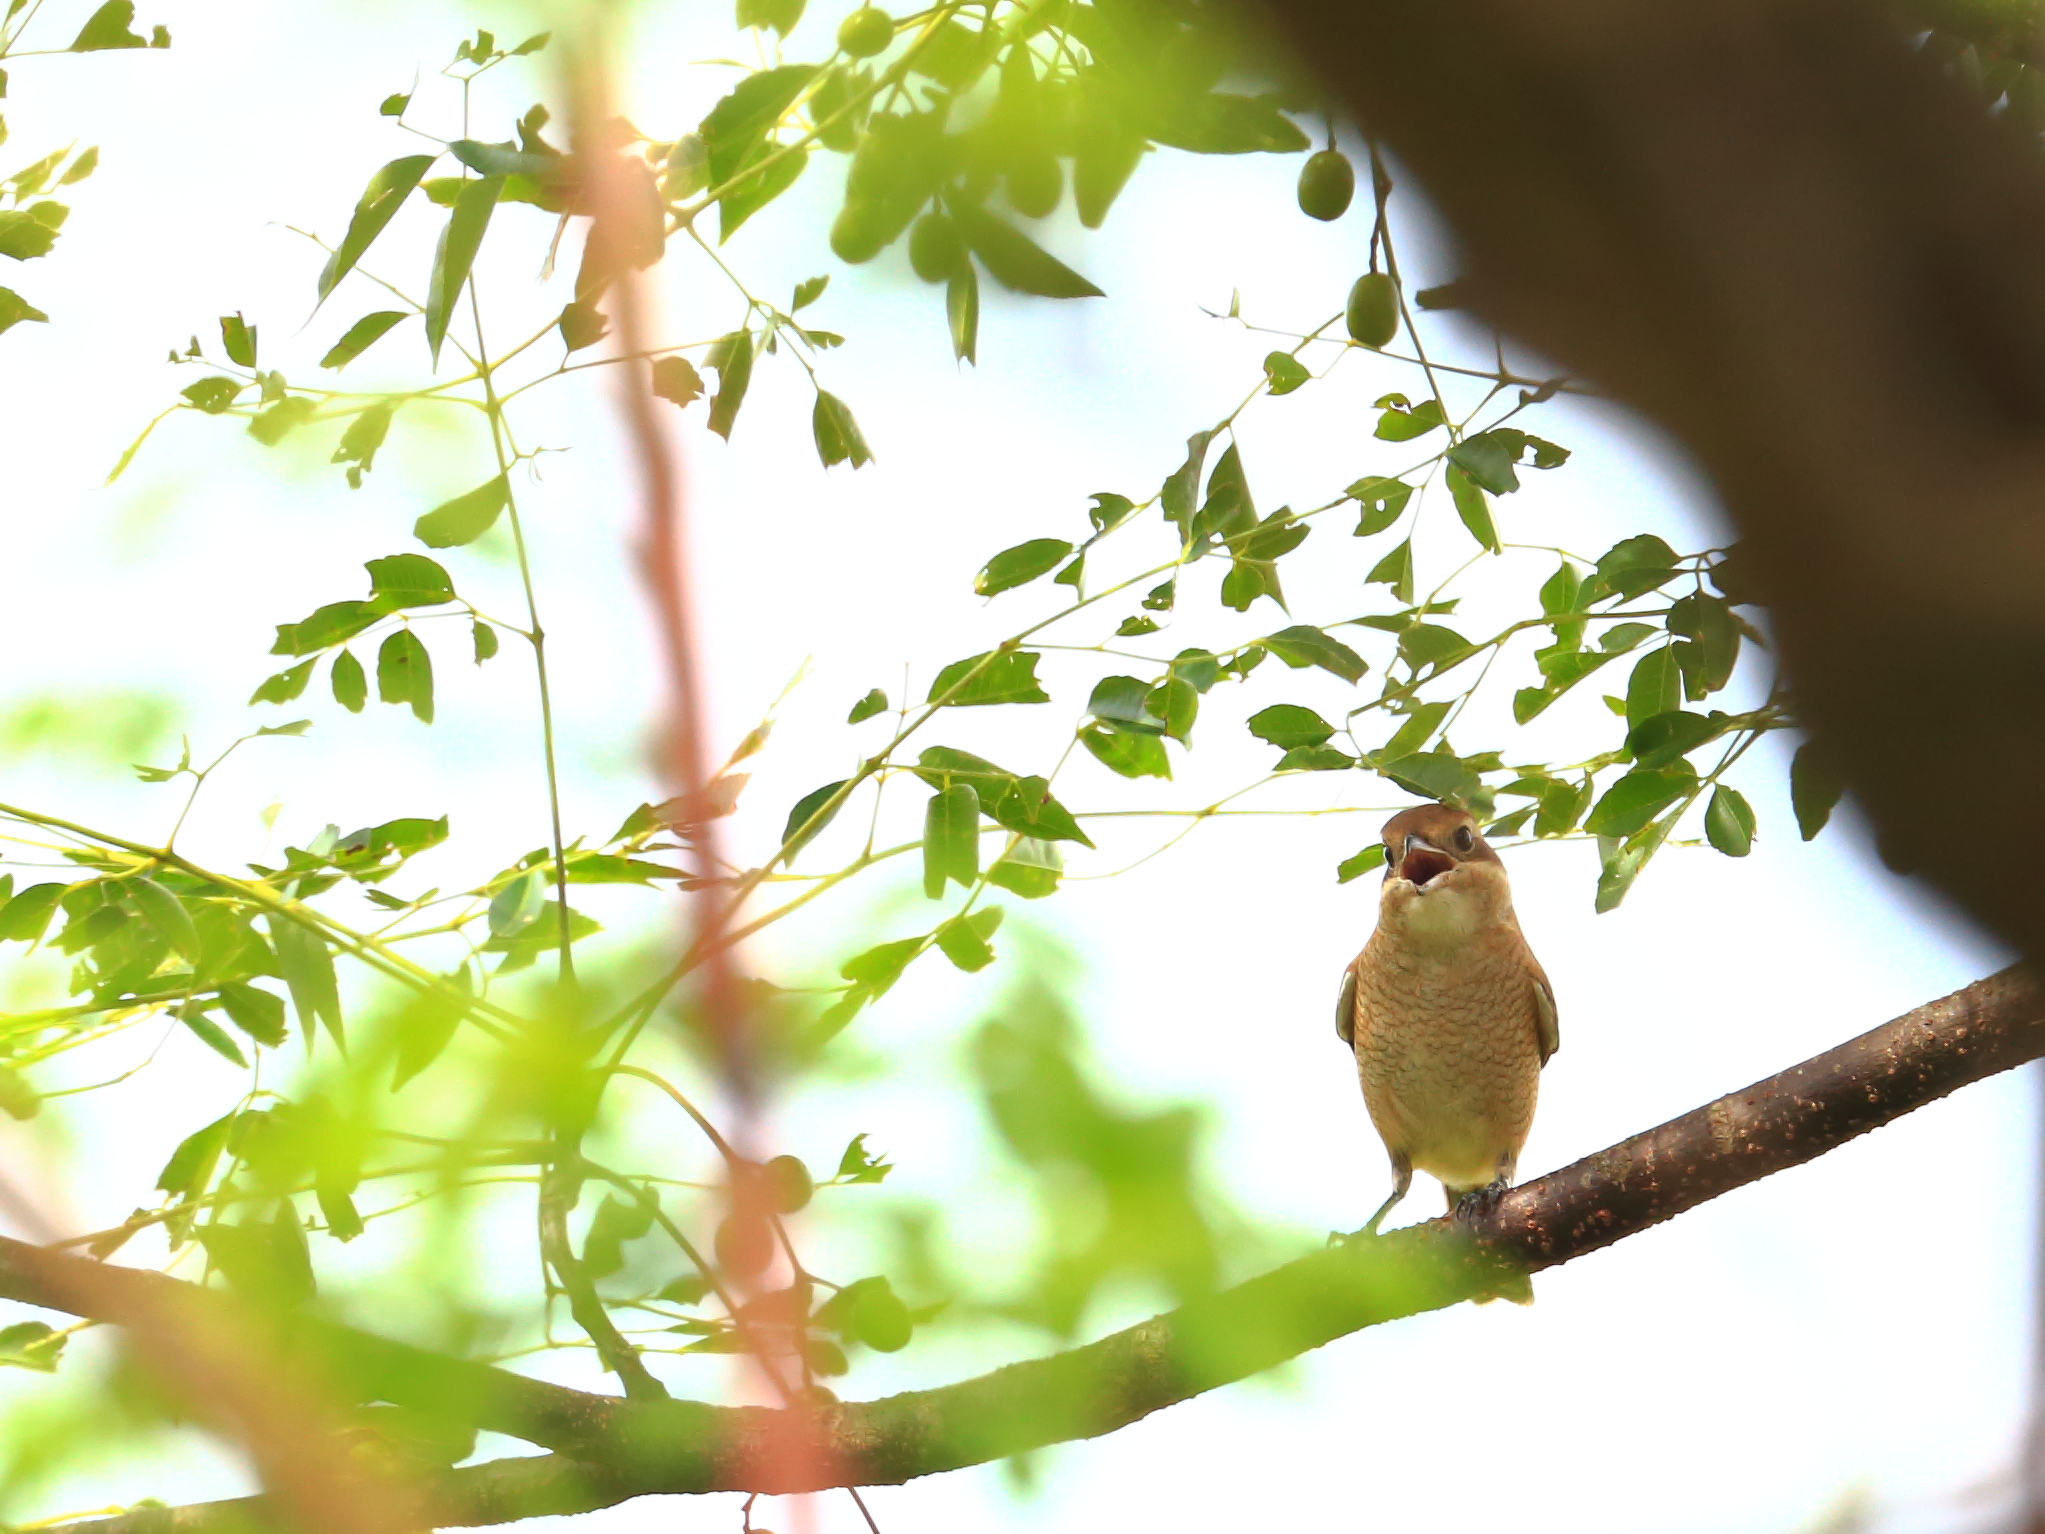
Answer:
1336;802;1557;1299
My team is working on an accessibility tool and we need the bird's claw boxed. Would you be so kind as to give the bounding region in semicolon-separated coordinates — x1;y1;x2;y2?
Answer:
1453;1181;1508;1225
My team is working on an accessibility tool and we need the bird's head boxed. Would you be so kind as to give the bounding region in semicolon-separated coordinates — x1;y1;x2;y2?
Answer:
1376;803;1512;942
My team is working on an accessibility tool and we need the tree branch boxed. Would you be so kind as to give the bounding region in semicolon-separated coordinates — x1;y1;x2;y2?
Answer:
21;966;2041;1532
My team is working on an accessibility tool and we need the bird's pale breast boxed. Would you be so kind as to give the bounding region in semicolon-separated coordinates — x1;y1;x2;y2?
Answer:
1351;923;1543;1189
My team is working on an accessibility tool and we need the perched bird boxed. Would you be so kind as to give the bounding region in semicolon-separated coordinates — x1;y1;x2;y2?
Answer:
1336;803;1558;1280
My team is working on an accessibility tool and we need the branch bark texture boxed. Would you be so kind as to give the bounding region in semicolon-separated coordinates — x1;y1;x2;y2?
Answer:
13;966;2039;1533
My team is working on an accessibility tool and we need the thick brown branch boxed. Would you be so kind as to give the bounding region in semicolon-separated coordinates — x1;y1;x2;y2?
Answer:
27;966;2043;1532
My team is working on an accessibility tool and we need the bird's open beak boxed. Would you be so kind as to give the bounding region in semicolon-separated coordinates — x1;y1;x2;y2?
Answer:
1398;834;1457;890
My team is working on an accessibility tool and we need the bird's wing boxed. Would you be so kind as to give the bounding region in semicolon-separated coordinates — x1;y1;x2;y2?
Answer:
1335;963;1357;1048
1531;965;1559;1065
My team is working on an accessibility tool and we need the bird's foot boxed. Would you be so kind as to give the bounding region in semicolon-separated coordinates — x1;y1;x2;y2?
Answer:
1453;1180;1509;1225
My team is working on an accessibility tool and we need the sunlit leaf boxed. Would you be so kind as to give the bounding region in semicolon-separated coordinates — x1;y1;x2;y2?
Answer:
423;175;503;365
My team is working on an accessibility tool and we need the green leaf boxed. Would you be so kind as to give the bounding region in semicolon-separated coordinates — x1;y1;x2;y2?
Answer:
69;2;146;50
196;1212;314;1305
720;143;809;243
1246;704;1333;751
848;688;888;723
922;785;980;898
1668;593;1743;697
1080;721;1171;779
707;330;754;440
414;474;508;548
1146;676;1198;744
423;175;503;366
1791;741;1845;841
0;1321;65;1373
219;311;257;368
1624;646;1681;728
217;982;287;1047
840;936;921;994
1219;562;1265;612
782;780;849;862
247;396;315;447
812;389;873;468
934;907;1003;972
127;877;198;960
1261;625;1367;683
1372;395;1444;442
1540;561;1583;615
1379;748;1480;806
266;915;344;1051
976;539;1073;597
1150;90;1310;154
1336;843;1388;883
835;1132;892;1184
1275;744;1356;771
471;622;499;664
181;376;242;413
330;649;367;712
651;354;703;405
1593;827;1655;913
1378;701;1450;762
0;883;63;945
947;260;979;365
1446;431;1522;494
488;869;548;938
366;553;457;610
181;1011;249;1068
0;287;49;334
990;776;1093;846
700;64;817;186
1626;710;1723;770
1398;624;1471;673
1445;463;1500;554
1584;766;1697;838
1348;476;1411;536
390;974;469;1091
552;299;607;352
319;310;409;369
1262;351;1309;395
1085;676;1160;730
988;837;1061;899
249;659;316;706
1366;539;1414;604
927;650;1050;706
156;1113;231;1199
948;199;1103;298
0;210;59;260
376;630;434;724
1704;785;1756;857
1596;534;1680;600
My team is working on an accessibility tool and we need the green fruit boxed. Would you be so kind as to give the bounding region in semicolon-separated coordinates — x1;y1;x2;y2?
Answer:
1296;149;1355;221
1005;153;1063;219
713;1213;775;1278
830;200;887;265
1345;272;1400;347
907;212;964;282
838;6;893;58
765;1153;813;1213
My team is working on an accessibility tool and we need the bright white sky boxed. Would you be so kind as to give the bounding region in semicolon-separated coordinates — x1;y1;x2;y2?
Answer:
0;3;2031;1533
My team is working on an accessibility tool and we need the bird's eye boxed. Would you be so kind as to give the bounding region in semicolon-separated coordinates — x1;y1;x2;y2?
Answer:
1453;825;1475;853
